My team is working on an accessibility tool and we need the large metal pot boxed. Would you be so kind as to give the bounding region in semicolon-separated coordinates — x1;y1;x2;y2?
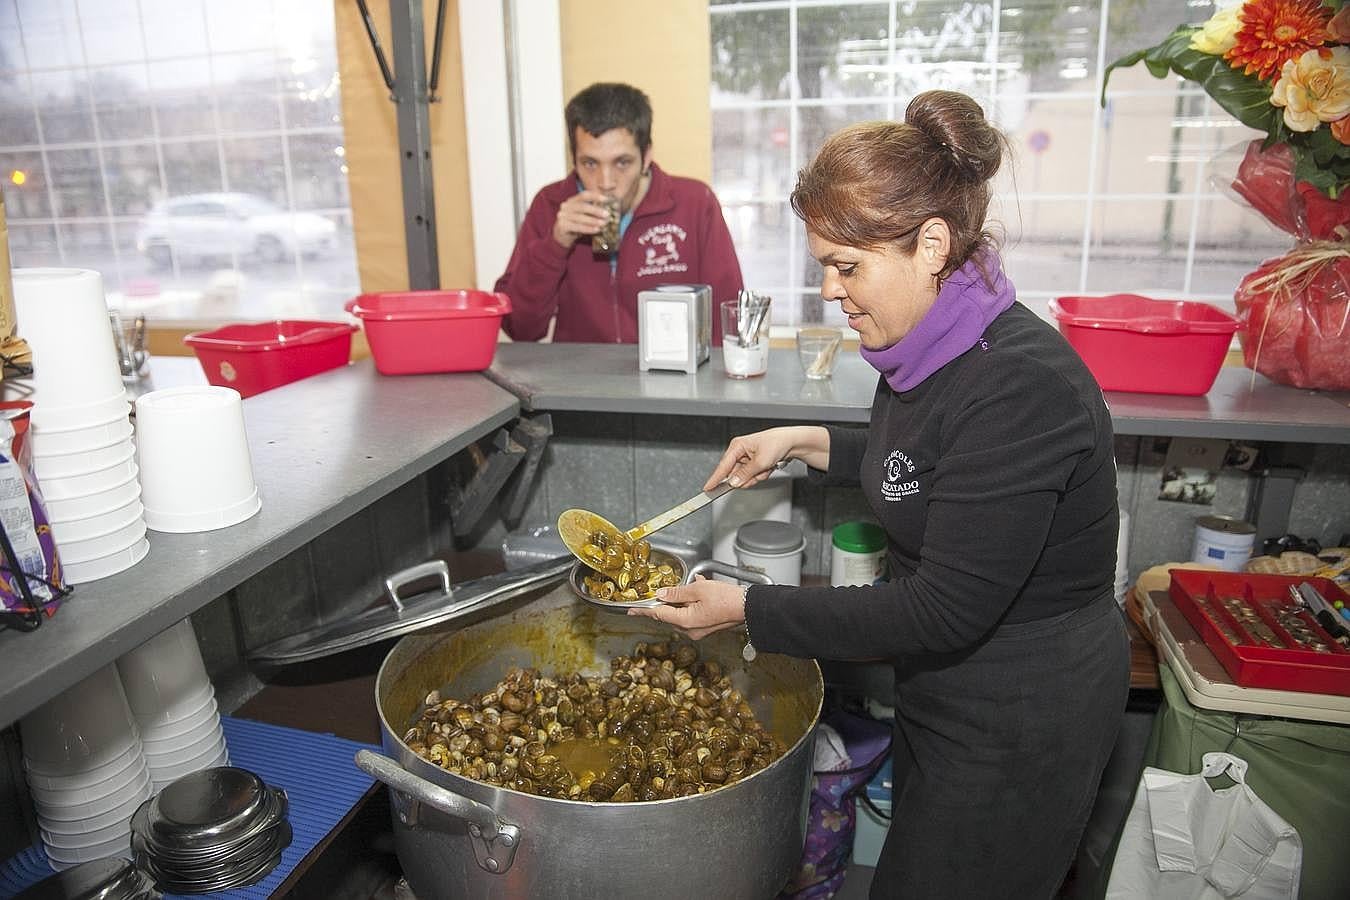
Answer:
357;579;823;900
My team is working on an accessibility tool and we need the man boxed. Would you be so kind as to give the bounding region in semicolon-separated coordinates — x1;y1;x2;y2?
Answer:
496;82;744;343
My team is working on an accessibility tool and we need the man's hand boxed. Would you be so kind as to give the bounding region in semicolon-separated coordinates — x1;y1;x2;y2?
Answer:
552;190;613;248
626;575;747;640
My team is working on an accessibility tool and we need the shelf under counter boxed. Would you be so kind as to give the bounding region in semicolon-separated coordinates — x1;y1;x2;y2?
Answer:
485;342;1350;442
0;359;520;727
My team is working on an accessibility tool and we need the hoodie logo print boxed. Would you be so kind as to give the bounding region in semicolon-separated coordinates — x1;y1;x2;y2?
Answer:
882;449;919;502
636;224;689;277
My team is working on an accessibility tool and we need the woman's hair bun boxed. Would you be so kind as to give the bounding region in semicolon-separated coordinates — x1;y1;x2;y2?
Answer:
904;90;1003;182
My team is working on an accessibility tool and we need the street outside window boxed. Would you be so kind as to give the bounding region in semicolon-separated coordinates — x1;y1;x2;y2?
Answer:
0;0;357;323
709;0;1291;328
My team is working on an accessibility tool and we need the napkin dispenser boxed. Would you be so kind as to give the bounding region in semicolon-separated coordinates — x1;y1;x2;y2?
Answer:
638;283;711;374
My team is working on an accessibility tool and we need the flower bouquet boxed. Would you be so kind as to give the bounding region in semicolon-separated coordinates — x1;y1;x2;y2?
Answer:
1104;0;1350;390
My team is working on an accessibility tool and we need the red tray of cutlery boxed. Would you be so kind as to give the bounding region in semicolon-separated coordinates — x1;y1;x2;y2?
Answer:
1168;569;1350;696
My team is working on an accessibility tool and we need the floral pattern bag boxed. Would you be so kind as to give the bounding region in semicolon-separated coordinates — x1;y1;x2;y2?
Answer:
779;709;892;899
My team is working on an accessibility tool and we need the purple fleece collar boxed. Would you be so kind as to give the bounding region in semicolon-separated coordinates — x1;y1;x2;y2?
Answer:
858;254;1015;392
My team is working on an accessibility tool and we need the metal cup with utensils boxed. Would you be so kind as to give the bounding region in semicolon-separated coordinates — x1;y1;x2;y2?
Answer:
109;310;149;381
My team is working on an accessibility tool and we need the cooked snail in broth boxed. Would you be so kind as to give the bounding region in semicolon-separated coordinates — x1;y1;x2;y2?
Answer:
577;529;682;603
404;640;787;802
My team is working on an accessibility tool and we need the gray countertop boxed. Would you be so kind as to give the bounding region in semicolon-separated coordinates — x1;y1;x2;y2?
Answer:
487;343;881;422
487;343;1350;443
0;359;518;726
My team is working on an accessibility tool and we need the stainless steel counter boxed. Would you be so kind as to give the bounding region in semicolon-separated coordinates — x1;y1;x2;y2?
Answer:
486;342;1350;443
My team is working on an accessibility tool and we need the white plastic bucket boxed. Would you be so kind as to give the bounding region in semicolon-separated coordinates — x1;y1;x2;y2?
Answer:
1191;515;1256;572
734;520;804;586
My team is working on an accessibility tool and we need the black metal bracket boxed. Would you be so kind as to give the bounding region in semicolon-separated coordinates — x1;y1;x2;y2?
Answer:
449;429;527;538
499;414;552;529
355;0;447;102
355;0;397;99
427;0;448;103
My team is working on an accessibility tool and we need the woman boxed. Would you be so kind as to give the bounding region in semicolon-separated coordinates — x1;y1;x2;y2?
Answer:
630;90;1128;899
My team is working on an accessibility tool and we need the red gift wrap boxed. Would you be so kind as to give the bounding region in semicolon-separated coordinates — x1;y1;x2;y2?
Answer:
1230;141;1350;391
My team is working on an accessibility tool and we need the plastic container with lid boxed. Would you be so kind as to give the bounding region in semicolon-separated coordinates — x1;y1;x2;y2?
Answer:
183;320;357;398
1047;294;1237;396
1191;515;1256;572
831;521;887;586
734;520;805;586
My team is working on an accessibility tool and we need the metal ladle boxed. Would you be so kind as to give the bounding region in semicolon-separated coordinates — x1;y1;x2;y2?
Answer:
557;460;789;568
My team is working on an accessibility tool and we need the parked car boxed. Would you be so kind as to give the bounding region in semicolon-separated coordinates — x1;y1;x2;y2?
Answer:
135;193;338;267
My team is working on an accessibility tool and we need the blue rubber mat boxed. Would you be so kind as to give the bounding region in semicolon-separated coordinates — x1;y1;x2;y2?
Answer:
0;716;380;899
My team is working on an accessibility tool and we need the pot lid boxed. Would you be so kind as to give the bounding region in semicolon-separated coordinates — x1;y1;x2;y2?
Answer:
248;555;572;665
734;519;805;554
13;858;143;900
149;767;268;842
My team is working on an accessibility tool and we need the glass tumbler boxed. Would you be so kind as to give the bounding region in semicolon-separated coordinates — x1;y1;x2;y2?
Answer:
796;327;842;379
721;297;771;379
592;196;621;253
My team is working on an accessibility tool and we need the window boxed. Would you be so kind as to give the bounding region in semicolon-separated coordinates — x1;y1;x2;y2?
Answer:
0;0;357;322
709;0;1289;328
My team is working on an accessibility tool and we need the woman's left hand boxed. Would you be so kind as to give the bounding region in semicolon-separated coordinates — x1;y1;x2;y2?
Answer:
626;575;747;640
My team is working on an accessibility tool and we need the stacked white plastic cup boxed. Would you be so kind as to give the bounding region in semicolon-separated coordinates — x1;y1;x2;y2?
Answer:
20;665;152;869
12;268;147;583
116;619;228;791
135;386;261;532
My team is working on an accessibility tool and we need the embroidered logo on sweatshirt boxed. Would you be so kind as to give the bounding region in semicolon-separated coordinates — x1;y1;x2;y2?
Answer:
635;224;689;277
881;449;919;502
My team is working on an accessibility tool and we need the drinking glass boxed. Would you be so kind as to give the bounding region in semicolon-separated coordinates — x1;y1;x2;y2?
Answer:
796;327;842;379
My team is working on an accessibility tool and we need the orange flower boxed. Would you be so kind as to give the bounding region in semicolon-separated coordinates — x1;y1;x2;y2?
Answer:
1333;115;1350;145
1224;0;1332;81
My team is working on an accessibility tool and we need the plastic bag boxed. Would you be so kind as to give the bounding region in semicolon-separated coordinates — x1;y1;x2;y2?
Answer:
779;709;891;899
0;401;64;623
1105;752;1301;900
1227;141;1350;390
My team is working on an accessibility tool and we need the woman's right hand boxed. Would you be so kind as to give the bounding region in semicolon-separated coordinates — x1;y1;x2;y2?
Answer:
705;425;830;491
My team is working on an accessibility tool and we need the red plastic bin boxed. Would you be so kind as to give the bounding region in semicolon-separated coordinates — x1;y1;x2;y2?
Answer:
1048;294;1237;395
183;320;357;398
345;290;511;375
1168;569;1350;696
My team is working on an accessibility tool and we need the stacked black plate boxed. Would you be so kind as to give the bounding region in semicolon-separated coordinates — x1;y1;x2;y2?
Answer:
129;767;291;894
15;857;158;900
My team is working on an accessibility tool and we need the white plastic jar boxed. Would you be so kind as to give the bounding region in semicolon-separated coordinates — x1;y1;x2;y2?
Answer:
1191;515;1256;572
734;520;805;586
831;522;887;586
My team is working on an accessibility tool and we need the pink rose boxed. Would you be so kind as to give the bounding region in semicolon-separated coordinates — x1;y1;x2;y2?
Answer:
1329;7;1350;44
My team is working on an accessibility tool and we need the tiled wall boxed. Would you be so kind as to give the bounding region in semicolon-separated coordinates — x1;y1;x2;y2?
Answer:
507;412;1350;584
188;467;456;711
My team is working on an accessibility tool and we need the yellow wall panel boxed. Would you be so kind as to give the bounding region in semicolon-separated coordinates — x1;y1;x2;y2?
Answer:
559;1;712;183
334;0;475;293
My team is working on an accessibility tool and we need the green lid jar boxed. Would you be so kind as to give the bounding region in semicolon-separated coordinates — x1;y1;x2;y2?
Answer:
831;522;886;586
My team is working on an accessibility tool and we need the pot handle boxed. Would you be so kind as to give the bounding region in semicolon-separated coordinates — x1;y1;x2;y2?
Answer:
355;749;521;875
686;559;774;585
384;560;451;612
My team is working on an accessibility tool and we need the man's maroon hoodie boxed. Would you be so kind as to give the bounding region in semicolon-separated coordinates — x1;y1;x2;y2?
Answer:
495;163;744;343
